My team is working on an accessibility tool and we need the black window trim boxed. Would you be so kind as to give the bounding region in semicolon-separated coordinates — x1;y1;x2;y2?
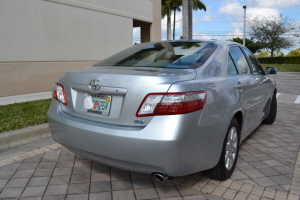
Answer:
227;53;239;75
241;47;266;75
228;45;253;75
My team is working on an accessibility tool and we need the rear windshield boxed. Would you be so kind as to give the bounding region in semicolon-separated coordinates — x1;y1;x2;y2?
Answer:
94;42;217;69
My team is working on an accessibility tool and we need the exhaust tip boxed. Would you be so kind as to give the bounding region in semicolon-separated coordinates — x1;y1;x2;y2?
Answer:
152;173;169;182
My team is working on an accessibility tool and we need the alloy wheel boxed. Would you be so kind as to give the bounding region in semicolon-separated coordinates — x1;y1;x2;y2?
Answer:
225;127;238;170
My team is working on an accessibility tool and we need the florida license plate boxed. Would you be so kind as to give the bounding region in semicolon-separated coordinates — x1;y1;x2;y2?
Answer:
82;94;111;116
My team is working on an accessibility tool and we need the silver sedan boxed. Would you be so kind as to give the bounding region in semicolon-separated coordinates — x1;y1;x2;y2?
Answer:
48;40;277;181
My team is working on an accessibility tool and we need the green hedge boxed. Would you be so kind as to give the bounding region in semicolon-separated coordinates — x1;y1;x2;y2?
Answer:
258;57;300;64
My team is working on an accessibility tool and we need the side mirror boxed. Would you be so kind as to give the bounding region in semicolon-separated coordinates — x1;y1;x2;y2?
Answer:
266;67;277;74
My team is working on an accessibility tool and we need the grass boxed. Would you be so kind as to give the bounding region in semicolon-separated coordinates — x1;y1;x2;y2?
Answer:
0;98;52;133
261;64;300;72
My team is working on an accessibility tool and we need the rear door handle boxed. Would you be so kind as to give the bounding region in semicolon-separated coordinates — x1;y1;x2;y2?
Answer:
255;77;263;86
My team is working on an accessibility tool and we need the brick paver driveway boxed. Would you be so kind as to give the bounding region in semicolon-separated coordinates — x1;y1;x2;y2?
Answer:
0;103;299;200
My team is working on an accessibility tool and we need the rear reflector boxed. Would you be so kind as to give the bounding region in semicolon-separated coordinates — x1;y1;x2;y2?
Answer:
52;83;67;105
136;91;206;117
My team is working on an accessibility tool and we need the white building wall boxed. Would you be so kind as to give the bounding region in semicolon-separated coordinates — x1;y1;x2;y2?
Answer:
0;0;140;62
47;0;153;22
0;0;159;96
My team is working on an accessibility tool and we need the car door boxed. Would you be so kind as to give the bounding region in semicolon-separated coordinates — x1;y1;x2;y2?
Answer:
228;46;262;136
242;47;273;119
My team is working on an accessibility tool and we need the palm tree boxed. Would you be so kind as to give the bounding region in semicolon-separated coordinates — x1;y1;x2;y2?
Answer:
191;0;206;11
171;1;181;40
182;0;191;39
182;0;206;39
162;0;172;40
162;0;206;40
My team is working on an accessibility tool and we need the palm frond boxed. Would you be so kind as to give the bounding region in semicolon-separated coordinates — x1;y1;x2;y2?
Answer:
192;0;206;11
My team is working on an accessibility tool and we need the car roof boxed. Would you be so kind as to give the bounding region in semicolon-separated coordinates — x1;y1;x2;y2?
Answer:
150;40;242;49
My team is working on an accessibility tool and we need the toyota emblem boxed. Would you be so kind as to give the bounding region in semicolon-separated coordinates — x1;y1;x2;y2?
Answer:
88;80;101;91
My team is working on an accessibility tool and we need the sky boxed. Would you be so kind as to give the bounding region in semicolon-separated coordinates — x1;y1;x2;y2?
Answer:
133;0;300;55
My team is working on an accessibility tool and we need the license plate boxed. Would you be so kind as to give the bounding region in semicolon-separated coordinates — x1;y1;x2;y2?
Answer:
82;94;111;116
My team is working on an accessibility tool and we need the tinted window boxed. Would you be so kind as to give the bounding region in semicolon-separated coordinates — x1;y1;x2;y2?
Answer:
94;42;217;69
227;54;238;75
243;48;264;74
229;47;251;74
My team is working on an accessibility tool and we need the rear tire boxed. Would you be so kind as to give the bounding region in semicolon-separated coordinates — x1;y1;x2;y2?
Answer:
204;118;240;181
262;92;277;124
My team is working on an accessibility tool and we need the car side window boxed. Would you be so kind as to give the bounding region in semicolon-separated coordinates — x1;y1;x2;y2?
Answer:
227;54;238;75
229;46;251;74
242;48;264;75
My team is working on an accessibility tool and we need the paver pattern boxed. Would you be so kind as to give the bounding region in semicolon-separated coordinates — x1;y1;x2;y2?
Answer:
272;72;300;95
277;93;300;104
0;104;299;200
234;103;300;191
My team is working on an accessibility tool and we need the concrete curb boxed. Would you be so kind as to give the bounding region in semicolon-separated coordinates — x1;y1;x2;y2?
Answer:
0;123;51;151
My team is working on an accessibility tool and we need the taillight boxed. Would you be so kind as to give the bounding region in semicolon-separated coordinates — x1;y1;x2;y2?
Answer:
52;83;67;105
136;91;206;117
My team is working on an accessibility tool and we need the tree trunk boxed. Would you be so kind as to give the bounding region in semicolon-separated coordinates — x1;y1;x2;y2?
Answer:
188;0;193;39
271;47;274;64
173;9;176;40
182;0;192;40
182;0;188;40
167;15;171;40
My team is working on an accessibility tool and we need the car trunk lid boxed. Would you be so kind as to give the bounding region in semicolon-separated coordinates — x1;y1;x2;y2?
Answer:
59;66;196;126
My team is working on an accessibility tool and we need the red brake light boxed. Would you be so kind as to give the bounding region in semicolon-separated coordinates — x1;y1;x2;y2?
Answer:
52;83;67;105
136;91;206;117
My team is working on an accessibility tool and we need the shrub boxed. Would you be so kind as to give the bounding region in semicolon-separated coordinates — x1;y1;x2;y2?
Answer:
258;57;300;64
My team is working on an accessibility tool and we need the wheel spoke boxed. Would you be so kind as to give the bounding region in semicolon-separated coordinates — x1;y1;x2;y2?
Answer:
226;143;231;151
225;154;230;168
232;131;237;143
225;152;229;161
229;129;234;142
232;152;236;160
229;156;233;168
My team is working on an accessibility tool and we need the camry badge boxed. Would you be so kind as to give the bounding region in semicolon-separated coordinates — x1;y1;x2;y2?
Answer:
88;80;101;91
134;120;145;124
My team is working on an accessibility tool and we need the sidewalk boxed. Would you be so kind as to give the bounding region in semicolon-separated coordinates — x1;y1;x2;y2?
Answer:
0;91;52;105
0;103;299;200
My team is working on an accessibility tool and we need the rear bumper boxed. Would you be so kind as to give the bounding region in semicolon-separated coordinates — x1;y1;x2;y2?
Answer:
48;100;227;176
